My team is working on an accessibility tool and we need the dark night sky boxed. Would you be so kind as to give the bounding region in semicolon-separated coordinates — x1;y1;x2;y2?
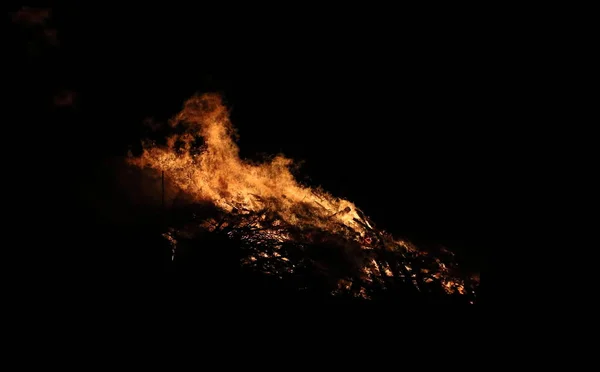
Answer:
9;6;492;271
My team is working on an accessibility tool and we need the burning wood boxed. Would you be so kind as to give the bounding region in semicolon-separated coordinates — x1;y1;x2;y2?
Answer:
127;93;479;303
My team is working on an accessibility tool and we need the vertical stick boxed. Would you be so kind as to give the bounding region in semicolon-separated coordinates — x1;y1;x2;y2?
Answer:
161;170;165;211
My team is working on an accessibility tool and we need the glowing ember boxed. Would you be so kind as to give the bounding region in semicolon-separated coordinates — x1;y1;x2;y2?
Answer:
128;93;479;303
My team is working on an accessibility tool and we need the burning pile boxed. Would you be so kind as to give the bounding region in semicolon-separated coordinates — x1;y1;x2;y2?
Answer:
128;93;479;303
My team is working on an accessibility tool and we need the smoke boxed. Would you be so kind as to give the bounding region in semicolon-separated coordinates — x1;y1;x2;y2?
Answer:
12;7;59;46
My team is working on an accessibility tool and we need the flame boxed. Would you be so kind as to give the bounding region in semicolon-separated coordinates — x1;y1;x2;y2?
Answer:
128;93;478;302
130;94;367;235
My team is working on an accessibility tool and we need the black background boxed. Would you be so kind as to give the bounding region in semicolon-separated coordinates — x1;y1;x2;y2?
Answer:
8;5;496;277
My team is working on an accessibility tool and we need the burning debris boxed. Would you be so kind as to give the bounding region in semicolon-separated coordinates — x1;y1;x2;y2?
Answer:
128;93;479;303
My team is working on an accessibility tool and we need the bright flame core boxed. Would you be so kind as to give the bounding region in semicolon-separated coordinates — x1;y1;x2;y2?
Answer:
130;94;368;235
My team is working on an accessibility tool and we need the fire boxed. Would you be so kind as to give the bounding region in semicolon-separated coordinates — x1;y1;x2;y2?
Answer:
130;94;366;234
128;93;479;303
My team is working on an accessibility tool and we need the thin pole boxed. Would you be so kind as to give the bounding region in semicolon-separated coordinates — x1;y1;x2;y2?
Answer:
161;170;165;211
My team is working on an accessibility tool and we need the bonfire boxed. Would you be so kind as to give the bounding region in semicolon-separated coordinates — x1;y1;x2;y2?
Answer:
128;93;479;303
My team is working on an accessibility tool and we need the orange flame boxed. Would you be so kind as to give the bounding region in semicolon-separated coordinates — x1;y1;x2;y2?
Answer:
128;93;477;301
129;93;371;236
